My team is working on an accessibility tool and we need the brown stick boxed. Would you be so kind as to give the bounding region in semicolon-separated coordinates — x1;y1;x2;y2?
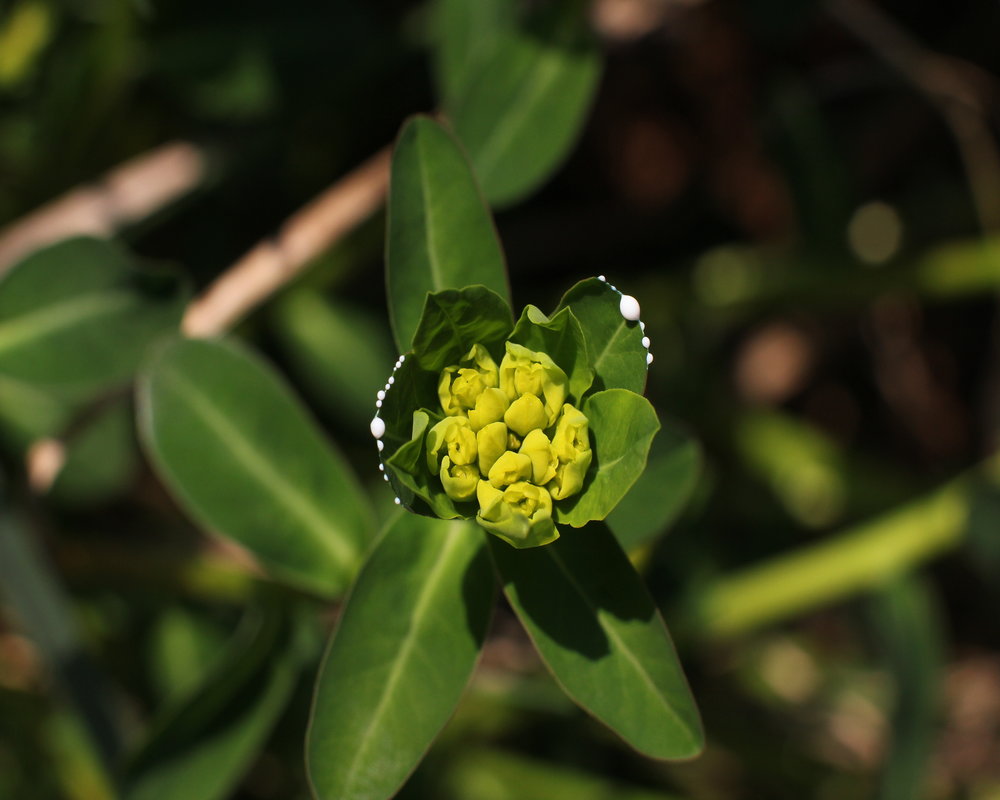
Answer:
181;146;392;338
0;141;206;272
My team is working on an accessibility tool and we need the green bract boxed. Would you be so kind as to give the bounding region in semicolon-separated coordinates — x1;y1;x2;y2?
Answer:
382;283;658;549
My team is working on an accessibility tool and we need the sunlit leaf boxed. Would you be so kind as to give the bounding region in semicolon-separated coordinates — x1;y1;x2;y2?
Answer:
410;286;513;372
307;514;493;800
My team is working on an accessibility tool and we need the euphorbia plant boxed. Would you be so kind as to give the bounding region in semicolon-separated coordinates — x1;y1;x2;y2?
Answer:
306;116;703;800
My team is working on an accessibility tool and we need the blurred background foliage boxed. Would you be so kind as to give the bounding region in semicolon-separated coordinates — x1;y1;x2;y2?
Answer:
2;0;1000;798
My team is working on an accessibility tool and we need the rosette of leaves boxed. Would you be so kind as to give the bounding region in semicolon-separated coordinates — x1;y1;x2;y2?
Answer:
379;282;660;550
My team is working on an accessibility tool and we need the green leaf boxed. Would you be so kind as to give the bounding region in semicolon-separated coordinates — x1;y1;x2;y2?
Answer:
432;0;514;104
386;116;510;352
137;337;373;597
307;514;494;800
411;285;513;372
487;523;703;760
557;389;660;527
270;289;397;429
557;278;647;394
509;304;593;402
607;424;702;551
124;609;315;800
0;237;187;390
447;1;601;207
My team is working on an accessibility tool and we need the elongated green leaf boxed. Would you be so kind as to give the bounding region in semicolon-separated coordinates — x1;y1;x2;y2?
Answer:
557;278;647;394
386;116;510;352
307;514;494;800
137;337;373;597
488;523;703;759
124;609;315;800
433;0;514;103
607;425;702;551
557;389;660;526
447;1;601;207
509;305;593;402
0;237;187;389
411;286;513;372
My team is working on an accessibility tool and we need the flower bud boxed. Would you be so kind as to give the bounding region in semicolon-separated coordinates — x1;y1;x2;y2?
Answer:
438;344;499;416
549;403;592;500
468;387;509;431
439;456;479;501
498;342;567;427
504;393;548;437
476;421;508;476
487;450;532;488
426;416;477;473
476;480;558;548
518;429;557;485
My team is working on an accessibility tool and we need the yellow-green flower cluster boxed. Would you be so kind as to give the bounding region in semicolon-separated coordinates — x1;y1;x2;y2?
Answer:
426;342;592;548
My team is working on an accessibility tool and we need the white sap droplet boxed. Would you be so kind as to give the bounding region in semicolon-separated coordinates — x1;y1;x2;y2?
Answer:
378;463;384;472
641;336;651;348
375;399;382;408
394;497;402;505
398;355;406;364
383;474;389;482
377;390;385;401
376;440;384;452
370;417;386;439
388;376;395;385
598;275;606;282
639;321;646;332
646;352;654;365
619;294;641;321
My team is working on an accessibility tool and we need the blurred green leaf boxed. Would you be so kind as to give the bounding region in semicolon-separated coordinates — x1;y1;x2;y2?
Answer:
271;289;396;429
147;608;230;703
0;237;187;390
307;515;493;800
124;608;315;800
386;116;510;352
447;0;601;207
488;523;703;760
607;424;702;551
509;305;593;402
557;390;660;527
870;575;942;800
444;747;689;800
0;373;72;449
411;286;513;372
432;0;514;104
137;337;374;597
556;278;648;395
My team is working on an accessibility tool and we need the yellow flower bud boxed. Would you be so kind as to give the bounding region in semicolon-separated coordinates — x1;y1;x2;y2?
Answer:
425;416;477;473
498;342;567;427
438;343;499;416
476;421;508;476
549;403;592;500
468;387;509;431
518;429;557;485
476;480;558;548
439;456;478;501
504;393;548;437
487;450;532;488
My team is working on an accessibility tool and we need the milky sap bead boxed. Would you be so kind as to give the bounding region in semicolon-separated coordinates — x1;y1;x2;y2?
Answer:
619;294;641;321
370;417;386;439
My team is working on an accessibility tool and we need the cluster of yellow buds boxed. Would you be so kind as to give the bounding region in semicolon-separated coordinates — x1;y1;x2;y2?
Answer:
426;342;592;547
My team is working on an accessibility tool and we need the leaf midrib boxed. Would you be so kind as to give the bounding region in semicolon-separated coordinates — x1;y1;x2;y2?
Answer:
161;368;357;571
341;523;468;796
416;129;446;293
544;544;699;753
0;290;136;356
591;320;628;375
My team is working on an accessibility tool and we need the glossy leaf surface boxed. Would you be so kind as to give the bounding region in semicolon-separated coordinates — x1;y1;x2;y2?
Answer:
411;285;513;372
0;237;186;389
557;278;647;394
138;337;373;597
447;1;601;207
508;305;593;402
386;116;509;352
488;523;703;760
557;389;660;526
308;514;494;800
